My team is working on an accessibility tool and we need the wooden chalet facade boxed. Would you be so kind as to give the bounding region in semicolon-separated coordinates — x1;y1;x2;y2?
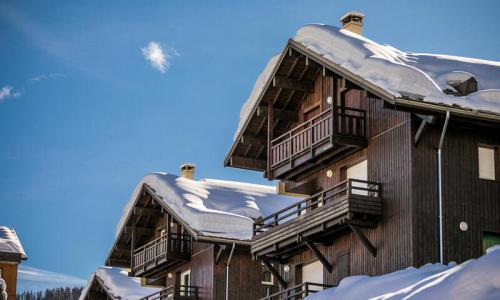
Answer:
105;167;298;300
224;12;500;299
0;227;27;300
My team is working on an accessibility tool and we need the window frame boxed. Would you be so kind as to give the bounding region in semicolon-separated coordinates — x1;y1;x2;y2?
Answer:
478;145;498;182
261;262;274;286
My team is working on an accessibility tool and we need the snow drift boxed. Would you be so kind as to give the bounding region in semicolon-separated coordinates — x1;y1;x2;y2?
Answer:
306;245;500;300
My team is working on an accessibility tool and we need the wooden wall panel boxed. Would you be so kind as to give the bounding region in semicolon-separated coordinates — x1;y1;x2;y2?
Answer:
214;248;278;300
276;96;414;289
412;119;500;266
0;263;18;300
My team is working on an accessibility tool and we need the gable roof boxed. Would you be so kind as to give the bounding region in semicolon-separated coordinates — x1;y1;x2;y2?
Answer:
0;226;27;261
79;267;160;300
116;173;299;242
226;24;500;169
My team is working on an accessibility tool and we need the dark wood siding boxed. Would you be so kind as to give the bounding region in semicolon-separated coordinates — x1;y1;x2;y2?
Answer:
276;96;414;289
411;118;500;266
214;248;278;300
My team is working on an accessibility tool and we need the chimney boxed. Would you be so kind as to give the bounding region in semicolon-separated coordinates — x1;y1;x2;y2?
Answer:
180;163;196;180
340;11;365;35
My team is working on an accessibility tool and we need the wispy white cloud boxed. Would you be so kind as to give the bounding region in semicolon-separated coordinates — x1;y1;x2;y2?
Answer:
141;41;179;73
18;265;86;293
28;72;68;83
0;85;22;102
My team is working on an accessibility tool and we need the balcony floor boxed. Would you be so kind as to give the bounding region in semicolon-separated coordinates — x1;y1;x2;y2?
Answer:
252;193;381;261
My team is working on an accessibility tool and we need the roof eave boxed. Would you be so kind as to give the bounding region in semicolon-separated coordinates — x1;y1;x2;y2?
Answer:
394;97;500;123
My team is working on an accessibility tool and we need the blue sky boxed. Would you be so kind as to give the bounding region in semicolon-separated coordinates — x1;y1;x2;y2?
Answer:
1;0;499;280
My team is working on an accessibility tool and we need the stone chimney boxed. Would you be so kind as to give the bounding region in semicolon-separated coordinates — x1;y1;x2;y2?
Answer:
180;163;196;180
340;11;365;35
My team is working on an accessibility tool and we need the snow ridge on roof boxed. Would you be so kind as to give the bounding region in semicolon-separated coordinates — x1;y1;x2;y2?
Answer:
0;226;27;259
236;24;500;137
117;173;299;241
79;267;160;300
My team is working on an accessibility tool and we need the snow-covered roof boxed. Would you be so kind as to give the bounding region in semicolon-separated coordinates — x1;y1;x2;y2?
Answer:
0;226;27;260
116;173;300;242
236;24;500;137
306;245;500;300
79;267;160;300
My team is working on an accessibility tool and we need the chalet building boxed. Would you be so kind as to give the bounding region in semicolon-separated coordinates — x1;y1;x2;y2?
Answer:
79;266;161;300
224;12;500;298
105;164;301;300
0;227;27;300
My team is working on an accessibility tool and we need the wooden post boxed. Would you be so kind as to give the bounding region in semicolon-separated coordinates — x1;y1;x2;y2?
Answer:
348;223;377;257
267;100;274;179
130;222;136;269
304;238;333;273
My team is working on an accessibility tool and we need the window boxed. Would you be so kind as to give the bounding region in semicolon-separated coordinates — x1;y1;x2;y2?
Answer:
261;263;274;285
483;232;500;253
478;146;496;180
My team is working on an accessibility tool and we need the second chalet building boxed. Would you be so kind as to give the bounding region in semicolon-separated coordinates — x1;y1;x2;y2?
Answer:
105;164;303;300
225;12;500;298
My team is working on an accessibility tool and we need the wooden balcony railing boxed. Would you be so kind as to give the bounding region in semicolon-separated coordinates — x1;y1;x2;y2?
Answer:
139;285;198;300
271;107;366;168
132;233;191;272
259;282;333;300
253;179;380;236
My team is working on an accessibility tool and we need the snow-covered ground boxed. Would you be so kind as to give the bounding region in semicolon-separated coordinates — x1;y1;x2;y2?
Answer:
306;245;500;300
79;267;160;300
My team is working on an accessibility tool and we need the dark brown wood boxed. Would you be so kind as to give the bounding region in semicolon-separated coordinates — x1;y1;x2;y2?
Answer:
273;76;314;92
303;239;333;273
262;260;287;288
348;224;377;257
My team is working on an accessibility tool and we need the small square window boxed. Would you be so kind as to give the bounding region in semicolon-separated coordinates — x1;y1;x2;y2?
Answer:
478;147;496;180
261;263;274;285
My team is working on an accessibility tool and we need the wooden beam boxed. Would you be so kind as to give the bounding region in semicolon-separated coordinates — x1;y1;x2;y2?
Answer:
240;135;266;146
125;226;154;236
304;238;333;273
273;76;314;93
133;207;163;218
215;245;226;265
262;259;287;288
230;156;266;170
414;115;436;146
267;100;274;179
348;224;377;257
258;105;298;122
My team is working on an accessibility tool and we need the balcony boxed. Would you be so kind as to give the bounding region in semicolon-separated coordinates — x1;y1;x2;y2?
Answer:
139;285;198;300
269;107;366;180
252;179;381;260
131;233;192;277
259;282;333;300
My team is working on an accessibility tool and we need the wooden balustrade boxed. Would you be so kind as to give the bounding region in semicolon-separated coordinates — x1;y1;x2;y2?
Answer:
132;233;191;272
270;107;366;168
259;282;334;300
139;285;198;300
253;179;380;236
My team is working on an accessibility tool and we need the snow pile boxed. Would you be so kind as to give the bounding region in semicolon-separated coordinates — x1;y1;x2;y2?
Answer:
306;245;500;300
236;24;500;137
0;226;27;258
117;173;299;241
0;279;6;300
79;267;160;300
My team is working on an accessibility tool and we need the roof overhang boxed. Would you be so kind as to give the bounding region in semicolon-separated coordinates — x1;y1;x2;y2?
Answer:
224;38;500;170
105;184;251;266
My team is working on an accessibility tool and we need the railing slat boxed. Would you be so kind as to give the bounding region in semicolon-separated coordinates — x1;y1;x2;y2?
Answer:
253;179;380;236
